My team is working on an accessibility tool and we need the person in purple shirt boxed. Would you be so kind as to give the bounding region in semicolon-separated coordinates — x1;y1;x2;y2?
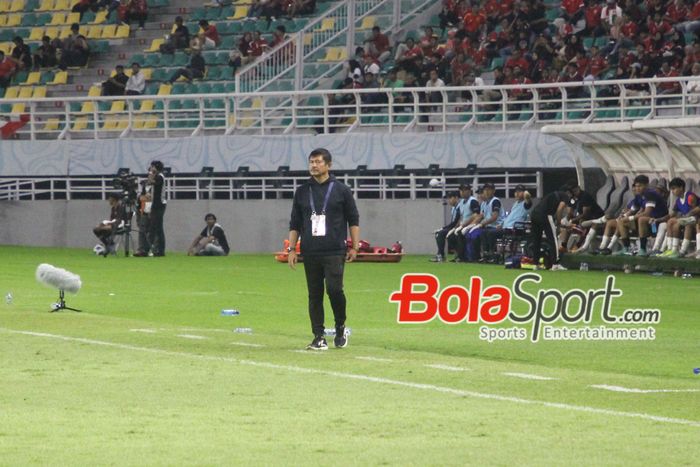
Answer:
614;175;669;256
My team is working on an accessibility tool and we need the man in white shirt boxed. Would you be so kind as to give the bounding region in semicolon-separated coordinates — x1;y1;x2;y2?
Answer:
600;0;622;27
125;62;146;96
687;62;700;114
423;69;445;122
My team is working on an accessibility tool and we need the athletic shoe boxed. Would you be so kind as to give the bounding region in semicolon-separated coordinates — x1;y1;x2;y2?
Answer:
306;336;328;351
334;327;349;348
637;249;649;257
660;249;675;257
133;251;147;257
429;255;444;263
666;250;680;259
550;264;568;271
571;245;588;254
612;247;630;256
695;251;700;259
648;250;662;257
599;248;612;256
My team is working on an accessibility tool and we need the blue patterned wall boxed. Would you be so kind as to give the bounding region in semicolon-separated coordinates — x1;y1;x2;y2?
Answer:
0;131;594;175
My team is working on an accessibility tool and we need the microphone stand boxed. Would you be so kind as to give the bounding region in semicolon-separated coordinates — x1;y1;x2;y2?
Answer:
49;289;82;313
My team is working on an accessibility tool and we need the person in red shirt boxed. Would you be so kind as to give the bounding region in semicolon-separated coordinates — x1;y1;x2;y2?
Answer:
587;46;609;78
247;30;268;57
657;61;680;94
584;0;604;37
364;26;391;63
504;49;529;74
125;0;148;29
450;52;470;84
462;7;486;40
507;65;533;119
665;0;688;23
198;20;220;48
394;37;422;66
647;12;672;37
0;51;17;89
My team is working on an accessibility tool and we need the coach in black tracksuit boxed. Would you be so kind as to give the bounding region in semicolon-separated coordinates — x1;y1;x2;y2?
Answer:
529;190;570;269
288;148;360;351
148;160;167;256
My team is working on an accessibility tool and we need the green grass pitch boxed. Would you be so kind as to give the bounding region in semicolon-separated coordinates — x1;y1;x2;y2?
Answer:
1;246;699;465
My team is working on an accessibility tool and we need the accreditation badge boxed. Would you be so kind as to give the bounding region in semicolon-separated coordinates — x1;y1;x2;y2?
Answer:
311;214;326;236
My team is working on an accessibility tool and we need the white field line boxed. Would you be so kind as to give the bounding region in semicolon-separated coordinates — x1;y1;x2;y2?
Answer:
176;334;207;340
355;356;393;363
425;364;472;372
289;349;326;354
503;372;558;381
4;329;700;429
231;342;265;348
130;329;157;334
591;384;700;394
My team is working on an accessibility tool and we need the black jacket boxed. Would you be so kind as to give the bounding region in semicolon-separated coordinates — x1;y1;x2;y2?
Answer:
289;175;359;256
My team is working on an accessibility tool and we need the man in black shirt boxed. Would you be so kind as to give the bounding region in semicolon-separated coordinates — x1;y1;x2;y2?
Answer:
288;148;360;350
101;65;128;96
528;189;570;270
167;50;205;83
188;213;230;256
148;160;167;256
560;183;605;252
10;37;32;70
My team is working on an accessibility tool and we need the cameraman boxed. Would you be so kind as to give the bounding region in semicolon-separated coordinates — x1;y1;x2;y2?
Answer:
134;176;152;257
148;160;167;256
93;192;125;256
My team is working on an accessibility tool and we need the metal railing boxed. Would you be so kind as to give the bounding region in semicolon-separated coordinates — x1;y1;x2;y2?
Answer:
3;77;700;139
0;172;541;201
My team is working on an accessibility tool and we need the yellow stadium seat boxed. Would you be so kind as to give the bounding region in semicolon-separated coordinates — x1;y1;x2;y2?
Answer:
6;13;22;27
51;71;67;84
303;34;312;46
157;83;171;95
80;101;94;113
18;87;33;98
319;18;335;32
25;71;41;85
144;38;163;52
101;25;116;38
78;25;88;35
91;10;108;24
139;100;155;112
320;47;344;62
102;117;128;130
36;0;53;10
141;68;152;80
29;27;45;41
109;101;125;113
54;0;70;10
0;42;13;55
66;12;80;24
11;103;26;114
0;1;9;12
134;114;158;129
43;118;60;131
9;0;24;12
4;86;20;99
358;16;376;30
86;25;102;39
32;86;47;98
0;15;7;27
336;47;348;61
228;5;248;20
115;24;130;38
87;85;101;97
44;26;59;38
72;116;88;131
59;26;73;39
49;12;66;25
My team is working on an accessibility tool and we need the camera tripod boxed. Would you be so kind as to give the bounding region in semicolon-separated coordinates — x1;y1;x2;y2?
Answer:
49;289;82;313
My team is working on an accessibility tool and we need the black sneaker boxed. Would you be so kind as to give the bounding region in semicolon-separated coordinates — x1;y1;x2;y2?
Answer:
306;336;328;351
334;327;349;348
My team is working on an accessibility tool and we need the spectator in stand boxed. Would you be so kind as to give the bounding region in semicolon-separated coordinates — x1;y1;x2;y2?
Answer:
271;25;287;47
170;16;190;51
677;0;700;34
422;68;445;122
462;5;486;41
167;49;205;83
125;62;145;95
395;37;422;68
439;0;460;32
450;52;470;85
326;77;355;133
199;20;221;49
381;67;403;90
33;36;58;69
364;26;392;64
102;64;128;96
0;51;18;89
555;0;585;35
10;37;32;71
59;23;90;70
600;0;623;35
656;61;681;95
247;0;282;23
361;71;382;106
687;62;700;114
583;0;604;37
665;0;688;25
247;30;268;59
238;31;253;64
586;45;609;79
124;0;147;30
362;54;380;76
287;0;315;17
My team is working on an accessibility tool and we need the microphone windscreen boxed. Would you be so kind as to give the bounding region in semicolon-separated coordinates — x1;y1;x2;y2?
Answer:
36;264;82;294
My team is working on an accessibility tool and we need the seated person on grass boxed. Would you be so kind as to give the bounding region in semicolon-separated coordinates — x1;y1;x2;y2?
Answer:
187;213;230;256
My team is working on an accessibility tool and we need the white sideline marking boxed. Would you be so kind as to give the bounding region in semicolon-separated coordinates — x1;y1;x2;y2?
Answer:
591;384;700;394
231;342;264;348
176;334;207;340
425;364;472;372
290;349;325;354
503;372;558;381
130;329;157;334
4;329;700;429
356;356;393;363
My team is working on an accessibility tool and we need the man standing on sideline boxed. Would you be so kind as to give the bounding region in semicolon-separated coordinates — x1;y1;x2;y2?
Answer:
528;189;570;270
430;191;461;262
288;148;360;351
148;160;167;256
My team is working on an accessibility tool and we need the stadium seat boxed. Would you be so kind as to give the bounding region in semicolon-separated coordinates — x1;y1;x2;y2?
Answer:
32;86;46;98
18;86;33;98
101;24;116;38
49;12;66;25
36;0;53;10
54;0;70;9
157;83;171;95
50;70;67;84
43;118;60;131
71;116;89;131
3;86;20;99
228;5;248;20
144;38;163;52
115;24;130;38
11;103;26;114
9;0;25;12
28;27;44;41
6;13;22;27
358;16;376;30
87;85;101;97
91;10;108;24
44;26;59;38
25;71;41;85
319;18;335;32
86;25;102;38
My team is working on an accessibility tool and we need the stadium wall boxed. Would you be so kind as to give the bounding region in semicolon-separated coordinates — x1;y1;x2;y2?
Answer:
0;199;446;254
0;131;595;175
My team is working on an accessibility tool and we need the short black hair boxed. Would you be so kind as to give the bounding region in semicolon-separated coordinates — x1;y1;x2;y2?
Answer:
13;36;23;44
116;64;124;69
199;20;208;27
309;148;332;164
633;175;650;185
669;177;685;189
71;23;79;31
151;160;164;171
276;25;286;34
204;213;217;221
131;62;140;67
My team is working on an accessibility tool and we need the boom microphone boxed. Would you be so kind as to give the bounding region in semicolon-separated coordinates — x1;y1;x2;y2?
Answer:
36;264;82;294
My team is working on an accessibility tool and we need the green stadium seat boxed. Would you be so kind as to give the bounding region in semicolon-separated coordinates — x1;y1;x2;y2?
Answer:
173;52;188;67
21;13;37;27
191;8;207;21
206;66;224;80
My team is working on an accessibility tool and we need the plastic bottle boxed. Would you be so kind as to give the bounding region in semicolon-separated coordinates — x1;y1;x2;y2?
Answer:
5;293;12;305
233;327;253;334
579;262;589;272
221;309;240;316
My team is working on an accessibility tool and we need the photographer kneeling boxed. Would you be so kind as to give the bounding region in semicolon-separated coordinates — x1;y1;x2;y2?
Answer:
187;213;230;256
93;193;125;256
